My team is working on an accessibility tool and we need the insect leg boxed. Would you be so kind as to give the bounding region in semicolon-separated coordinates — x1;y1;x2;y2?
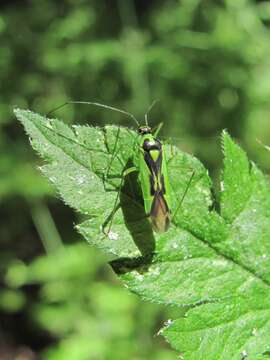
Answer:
103;125;121;181
161;137;177;164
103;128;138;204
144;99;160;126
152;122;164;138
166;137;175;159
102;166;137;235
172;170;195;221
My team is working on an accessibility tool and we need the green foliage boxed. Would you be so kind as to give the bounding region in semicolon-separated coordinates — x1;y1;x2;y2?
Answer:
15;108;270;359
6;242;176;360
3;1;270;358
2;0;270;173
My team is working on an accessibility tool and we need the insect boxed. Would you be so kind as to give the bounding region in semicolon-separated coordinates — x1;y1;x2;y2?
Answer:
133;123;172;233
47;101;194;234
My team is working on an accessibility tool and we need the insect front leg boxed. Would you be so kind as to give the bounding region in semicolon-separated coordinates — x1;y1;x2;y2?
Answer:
101;126;129;193
152;122;164;138
165;139;177;163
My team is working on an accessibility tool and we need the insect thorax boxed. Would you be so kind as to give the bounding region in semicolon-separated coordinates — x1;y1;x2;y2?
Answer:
140;134;162;174
142;135;162;155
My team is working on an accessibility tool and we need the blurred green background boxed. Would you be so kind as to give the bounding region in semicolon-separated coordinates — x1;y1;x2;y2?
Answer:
1;0;270;359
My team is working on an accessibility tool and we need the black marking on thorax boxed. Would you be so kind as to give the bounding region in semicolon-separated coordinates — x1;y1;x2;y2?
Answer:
142;139;162;176
142;138;162;152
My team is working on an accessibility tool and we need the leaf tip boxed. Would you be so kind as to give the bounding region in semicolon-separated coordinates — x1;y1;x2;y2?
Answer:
14;108;32;122
221;128;231;144
221;129;230;155
221;129;243;157
13;107;23;118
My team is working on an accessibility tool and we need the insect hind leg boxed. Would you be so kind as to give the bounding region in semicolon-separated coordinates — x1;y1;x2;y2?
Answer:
172;170;195;221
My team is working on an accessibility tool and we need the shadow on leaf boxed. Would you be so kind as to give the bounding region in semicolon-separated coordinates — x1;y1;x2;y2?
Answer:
110;158;156;273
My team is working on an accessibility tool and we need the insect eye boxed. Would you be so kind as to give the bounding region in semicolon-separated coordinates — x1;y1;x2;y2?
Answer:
139;126;152;135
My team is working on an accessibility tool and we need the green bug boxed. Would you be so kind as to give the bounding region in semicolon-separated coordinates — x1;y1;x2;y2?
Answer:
47;101;194;234
133;124;172;233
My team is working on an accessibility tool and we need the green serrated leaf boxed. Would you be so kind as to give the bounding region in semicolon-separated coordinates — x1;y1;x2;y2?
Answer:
221;130;253;222
15;109;270;360
162;297;270;360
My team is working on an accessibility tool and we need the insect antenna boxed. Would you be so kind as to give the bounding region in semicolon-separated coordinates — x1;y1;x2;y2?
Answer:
144;99;160;126
46;101;140;127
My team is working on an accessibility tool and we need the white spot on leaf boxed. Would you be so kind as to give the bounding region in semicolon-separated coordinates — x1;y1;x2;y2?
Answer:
164;319;173;327
45;122;53;129
135;273;144;281
76;174;87;185
251;328;257;336
220;181;224;192
49;176;56;183
108;231;119;240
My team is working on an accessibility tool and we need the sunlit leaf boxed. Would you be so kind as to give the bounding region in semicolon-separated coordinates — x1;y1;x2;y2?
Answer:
15;109;270;359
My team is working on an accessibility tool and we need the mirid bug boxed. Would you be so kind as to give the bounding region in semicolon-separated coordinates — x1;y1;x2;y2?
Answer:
134;124;172;233
46;101;194;234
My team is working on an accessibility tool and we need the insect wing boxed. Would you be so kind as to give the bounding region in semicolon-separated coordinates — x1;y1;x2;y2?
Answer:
150;191;171;233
